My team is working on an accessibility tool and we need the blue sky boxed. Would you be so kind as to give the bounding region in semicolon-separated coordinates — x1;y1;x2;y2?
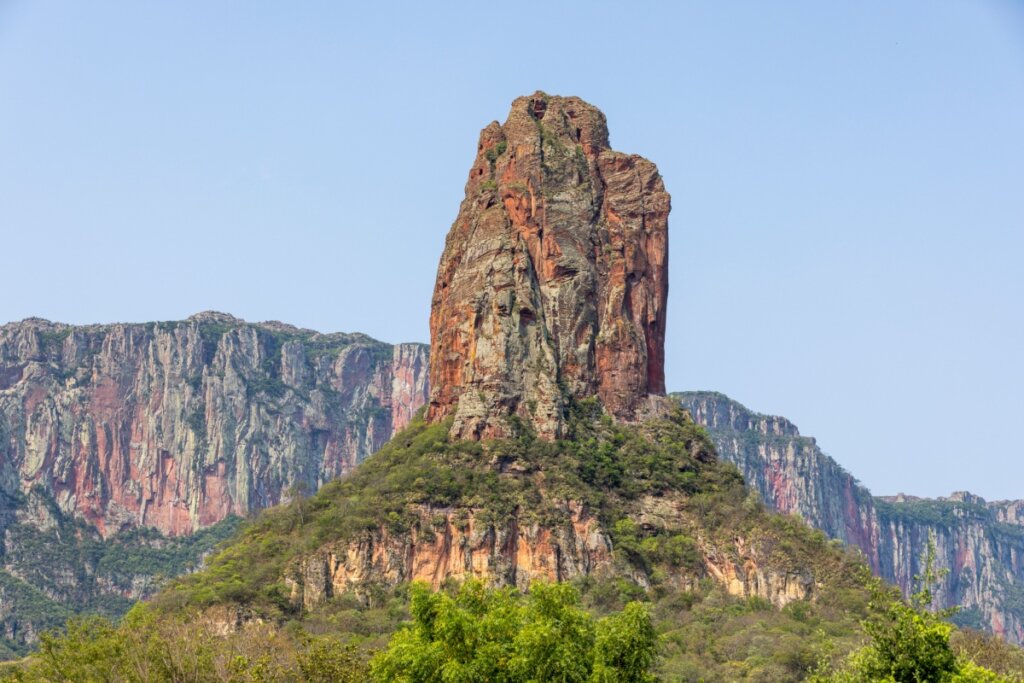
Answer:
1;1;1021;499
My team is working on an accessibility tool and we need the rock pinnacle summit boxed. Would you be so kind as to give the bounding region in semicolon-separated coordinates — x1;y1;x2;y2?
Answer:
427;93;670;439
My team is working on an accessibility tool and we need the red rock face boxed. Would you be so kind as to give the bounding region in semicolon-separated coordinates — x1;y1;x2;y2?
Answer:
427;93;669;439
0;315;430;537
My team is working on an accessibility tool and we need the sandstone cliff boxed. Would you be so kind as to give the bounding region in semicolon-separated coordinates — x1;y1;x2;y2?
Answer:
675;391;880;559
0;313;428;653
677;390;1024;644
0;312;428;537
874;493;1024;643
285;493;817;615
428;92;669;440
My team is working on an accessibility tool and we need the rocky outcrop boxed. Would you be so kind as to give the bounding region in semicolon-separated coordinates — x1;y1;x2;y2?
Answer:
700;547;814;608
285;502;615;610
0;313;429;538
428;93;669;440
283;98;821;618
677;391;1024;644
285;495;812;612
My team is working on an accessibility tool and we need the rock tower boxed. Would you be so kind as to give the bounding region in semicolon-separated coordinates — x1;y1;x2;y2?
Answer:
427;93;670;439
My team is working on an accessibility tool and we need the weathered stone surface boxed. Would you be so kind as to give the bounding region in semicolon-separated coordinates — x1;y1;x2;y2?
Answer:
286;501;613;610
0;313;429;538
285;496;810;612
676;391;881;560
678;390;1024;644
873;493;1024;644
428;93;669;440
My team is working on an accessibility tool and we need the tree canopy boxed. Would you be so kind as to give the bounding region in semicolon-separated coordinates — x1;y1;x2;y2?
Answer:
370;580;658;683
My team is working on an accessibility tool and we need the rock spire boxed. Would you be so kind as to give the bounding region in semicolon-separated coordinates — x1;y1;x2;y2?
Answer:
427;92;670;439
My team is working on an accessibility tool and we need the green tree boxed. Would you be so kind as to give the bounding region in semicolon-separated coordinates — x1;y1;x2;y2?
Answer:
813;540;1009;683
591;602;658;683
296;638;370;683
31;616;125;682
370;580;658;683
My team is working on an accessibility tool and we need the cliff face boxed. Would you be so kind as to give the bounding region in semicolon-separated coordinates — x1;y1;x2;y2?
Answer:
676;391;1024;644
427;92;669;440
874;493;1024;643
286;501;615;611
0;312;429;538
285;494;815;614
0;313;428;653
676;392;881;561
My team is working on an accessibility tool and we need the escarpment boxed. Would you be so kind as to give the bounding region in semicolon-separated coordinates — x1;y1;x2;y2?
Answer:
676;391;881;557
427;92;670;440
0;313;429;537
286;495;817;614
678;390;1024;644
0;313;428;654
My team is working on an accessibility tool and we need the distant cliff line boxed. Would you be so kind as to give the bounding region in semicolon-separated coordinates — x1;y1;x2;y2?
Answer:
676;390;1024;644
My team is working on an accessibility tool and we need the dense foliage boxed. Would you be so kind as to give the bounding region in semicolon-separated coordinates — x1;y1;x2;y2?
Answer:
371;580;657;682
0;607;371;682
811;546;1014;682
0;489;240;657
138;405;880;679
874;498;990;529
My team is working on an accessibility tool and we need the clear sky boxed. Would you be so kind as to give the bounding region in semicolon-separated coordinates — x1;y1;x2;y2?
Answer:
1;2;1021;500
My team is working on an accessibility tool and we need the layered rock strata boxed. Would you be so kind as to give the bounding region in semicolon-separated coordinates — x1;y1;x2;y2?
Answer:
427;92;669;439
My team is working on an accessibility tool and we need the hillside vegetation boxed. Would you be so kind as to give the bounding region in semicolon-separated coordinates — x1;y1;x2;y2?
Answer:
2;405;1020;681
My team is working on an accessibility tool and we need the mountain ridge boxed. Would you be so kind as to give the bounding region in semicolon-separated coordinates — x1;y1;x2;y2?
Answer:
676;390;1024;644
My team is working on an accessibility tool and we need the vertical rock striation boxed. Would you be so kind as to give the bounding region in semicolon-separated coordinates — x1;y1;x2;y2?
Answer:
427;92;669;440
677;390;1024;644
874;493;1024;643
0;313;429;653
0;313;429;537
676;391;881;563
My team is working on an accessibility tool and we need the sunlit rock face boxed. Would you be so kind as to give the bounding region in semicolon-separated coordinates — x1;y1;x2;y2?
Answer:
0;313;429;537
427;93;670;440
